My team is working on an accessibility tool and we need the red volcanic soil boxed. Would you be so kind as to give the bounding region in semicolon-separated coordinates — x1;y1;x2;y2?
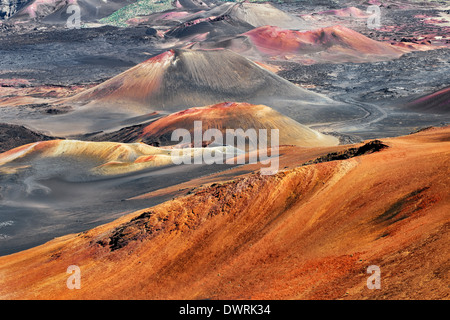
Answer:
64;49;174;110
403;87;450;114
241;25;415;63
138;102;338;147
0;126;449;299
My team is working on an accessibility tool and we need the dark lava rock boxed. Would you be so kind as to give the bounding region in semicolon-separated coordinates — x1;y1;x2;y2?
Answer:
0;123;61;153
303;140;389;165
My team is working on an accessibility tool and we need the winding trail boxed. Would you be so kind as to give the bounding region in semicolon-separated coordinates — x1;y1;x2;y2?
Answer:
310;94;388;133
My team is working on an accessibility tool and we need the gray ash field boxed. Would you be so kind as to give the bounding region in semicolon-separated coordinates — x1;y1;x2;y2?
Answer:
278;48;450;138
0;26;162;85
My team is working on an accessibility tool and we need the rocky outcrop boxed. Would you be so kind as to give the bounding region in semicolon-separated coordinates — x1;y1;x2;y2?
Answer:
0;0;29;19
0;123;60;153
303;140;389;165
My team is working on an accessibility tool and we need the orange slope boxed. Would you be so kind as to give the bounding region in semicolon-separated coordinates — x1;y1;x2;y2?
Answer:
138;102;339;148
0;138;248;177
0;126;448;299
0;139;176;176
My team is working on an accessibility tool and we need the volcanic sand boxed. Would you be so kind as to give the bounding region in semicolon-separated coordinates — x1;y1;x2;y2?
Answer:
0;126;448;299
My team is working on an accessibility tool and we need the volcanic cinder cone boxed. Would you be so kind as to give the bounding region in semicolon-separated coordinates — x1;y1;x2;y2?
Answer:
138;102;339;148
0;138;242;177
65;48;335;115
227;2;309;30
193;25;410;64
21;48;357;137
164;1;310;41
0;139;174;177
403;87;450;114
244;25;405;61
